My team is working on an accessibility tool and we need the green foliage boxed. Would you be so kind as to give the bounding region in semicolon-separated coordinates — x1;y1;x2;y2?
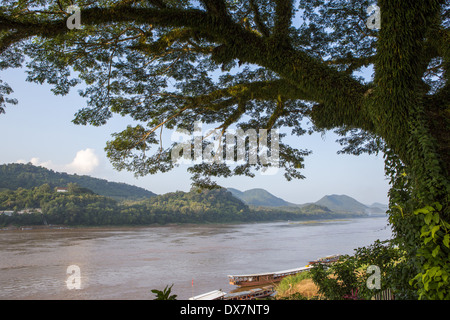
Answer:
352;239;413;299
0;184;121;226
309;240;407;300
42;194;120;225
310;257;364;300
384;149;450;300
151;284;178;300
128;188;251;224
409;203;450;300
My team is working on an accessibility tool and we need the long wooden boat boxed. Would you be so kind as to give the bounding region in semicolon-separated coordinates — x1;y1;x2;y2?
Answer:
227;266;312;287
307;254;342;266
190;255;343;299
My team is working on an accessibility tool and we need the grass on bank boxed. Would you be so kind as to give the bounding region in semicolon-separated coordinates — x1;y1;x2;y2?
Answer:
275;271;320;300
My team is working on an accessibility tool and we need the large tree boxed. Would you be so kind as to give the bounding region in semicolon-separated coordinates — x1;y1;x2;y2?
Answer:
1;0;449;299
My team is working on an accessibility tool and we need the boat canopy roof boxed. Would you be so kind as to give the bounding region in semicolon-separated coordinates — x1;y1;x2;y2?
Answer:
189;290;226;300
227;266;311;278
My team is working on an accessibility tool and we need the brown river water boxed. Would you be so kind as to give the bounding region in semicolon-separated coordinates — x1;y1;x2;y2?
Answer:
0;217;392;300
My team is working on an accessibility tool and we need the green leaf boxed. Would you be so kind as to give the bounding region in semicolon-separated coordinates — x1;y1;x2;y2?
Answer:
431;225;440;239
432;246;440;257
442;220;450;230
443;234;449;248
433;212;440;224
420;228;430;238
427;267;438;278
434;203;443;211
424;212;433;225
424;236;433;244
415;207;431;215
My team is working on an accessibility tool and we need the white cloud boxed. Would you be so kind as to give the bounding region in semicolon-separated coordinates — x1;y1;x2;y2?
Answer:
16;148;100;175
16;157;56;169
65;148;99;174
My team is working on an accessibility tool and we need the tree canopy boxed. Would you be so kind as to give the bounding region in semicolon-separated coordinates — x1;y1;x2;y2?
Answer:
1;0;449;299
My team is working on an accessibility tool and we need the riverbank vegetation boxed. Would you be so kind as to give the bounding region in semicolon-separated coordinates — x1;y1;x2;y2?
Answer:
274;240;416;300
0;184;365;227
275;270;318;300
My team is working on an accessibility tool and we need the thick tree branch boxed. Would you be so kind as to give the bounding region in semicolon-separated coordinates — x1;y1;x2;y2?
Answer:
184;79;314;109
249;0;270;37
236;43;371;131
327;55;376;74
0;7;216;52
273;0;294;41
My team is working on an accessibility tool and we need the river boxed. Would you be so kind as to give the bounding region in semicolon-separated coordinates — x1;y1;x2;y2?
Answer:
0;216;392;300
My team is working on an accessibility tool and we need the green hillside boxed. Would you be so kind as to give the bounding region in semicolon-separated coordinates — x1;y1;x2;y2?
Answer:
227;188;294;207
314;194;369;213
0;163;156;200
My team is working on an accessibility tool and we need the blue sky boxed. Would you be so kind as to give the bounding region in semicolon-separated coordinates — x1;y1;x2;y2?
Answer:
0;66;390;205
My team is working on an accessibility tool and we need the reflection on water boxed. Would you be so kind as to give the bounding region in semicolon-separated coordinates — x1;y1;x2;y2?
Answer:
0;217;392;299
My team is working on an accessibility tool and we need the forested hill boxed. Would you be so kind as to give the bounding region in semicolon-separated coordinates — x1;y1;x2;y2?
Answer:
0;163;156;200
0;186;364;227
227;188;294;207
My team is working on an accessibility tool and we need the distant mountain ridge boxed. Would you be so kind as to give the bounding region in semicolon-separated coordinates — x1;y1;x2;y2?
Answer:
0;163;387;214
227;188;294;207
227;188;387;215
315;194;368;213
0;163;156;200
